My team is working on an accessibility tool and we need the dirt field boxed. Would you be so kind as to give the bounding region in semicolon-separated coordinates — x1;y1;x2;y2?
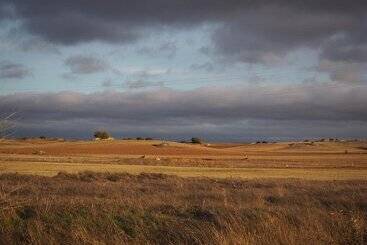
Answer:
0;139;367;180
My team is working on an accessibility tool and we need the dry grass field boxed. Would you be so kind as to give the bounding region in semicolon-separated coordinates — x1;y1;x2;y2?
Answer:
0;139;367;244
0;172;366;244
0;139;367;179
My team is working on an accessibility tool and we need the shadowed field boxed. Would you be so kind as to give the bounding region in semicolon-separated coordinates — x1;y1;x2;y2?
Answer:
0;172;366;244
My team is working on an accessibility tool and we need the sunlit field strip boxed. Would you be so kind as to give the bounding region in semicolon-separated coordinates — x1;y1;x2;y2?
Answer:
1;161;366;180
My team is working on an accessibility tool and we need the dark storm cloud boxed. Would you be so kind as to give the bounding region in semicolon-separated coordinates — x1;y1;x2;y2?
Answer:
1;1;365;53
0;0;238;44
0;61;30;79
2;84;367;122
1;1;367;139
211;5;367;64
321;35;367;63
64;55;109;75
1;0;367;82
0;2;16;19
1;84;367;139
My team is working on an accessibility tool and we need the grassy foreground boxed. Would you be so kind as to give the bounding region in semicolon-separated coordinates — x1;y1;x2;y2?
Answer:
1;161;367;180
0;172;366;244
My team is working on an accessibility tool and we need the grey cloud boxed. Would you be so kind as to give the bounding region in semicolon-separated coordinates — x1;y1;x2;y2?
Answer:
0;61;30;79
1;84;367;139
125;80;165;89
135;69;170;79
19;38;60;54
13;117;367;141
0;2;16;20
2;0;367;65
2;84;366;122
317;60;367;83
190;62;214;72
1;1;363;47
321;35;367;63
212;5;366;64
0;0;234;44
137;42;177;58
64;55;109;75
2;1;367;89
101;79;113;87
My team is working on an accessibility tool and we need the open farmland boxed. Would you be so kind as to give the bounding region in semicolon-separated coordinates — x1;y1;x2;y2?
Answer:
0;172;366;244
0;139;367;180
0;139;366;244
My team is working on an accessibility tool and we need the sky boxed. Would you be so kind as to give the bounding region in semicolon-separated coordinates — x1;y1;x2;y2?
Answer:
0;0;367;141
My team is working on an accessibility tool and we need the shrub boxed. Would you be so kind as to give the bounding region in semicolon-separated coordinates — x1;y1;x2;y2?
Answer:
94;131;110;139
136;137;143;140
191;137;202;144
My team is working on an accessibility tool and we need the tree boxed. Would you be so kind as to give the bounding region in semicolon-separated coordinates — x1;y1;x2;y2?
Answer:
94;131;110;139
191;137;202;144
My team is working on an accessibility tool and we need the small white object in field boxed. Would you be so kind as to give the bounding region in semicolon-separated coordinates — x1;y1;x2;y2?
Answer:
156;157;161;161
33;150;46;155
94;137;114;141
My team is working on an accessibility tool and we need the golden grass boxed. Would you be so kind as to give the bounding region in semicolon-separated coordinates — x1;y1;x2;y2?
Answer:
1;161;367;180
0;172;366;244
0;140;366;243
1;151;367;169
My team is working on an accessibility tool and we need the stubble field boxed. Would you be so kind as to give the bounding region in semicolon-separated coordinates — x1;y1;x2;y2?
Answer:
0;139;366;244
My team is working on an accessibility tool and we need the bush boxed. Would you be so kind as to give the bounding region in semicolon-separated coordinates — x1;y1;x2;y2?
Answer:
136;137;143;140
191;137;202;144
94;131;110;139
